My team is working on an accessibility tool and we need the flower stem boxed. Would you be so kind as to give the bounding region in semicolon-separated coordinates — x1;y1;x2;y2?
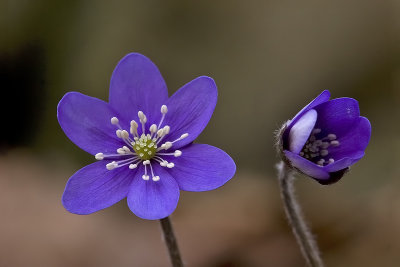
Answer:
276;161;324;267
159;217;184;267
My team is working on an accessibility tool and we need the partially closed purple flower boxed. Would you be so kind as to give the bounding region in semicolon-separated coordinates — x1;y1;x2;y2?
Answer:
278;90;371;184
57;53;236;220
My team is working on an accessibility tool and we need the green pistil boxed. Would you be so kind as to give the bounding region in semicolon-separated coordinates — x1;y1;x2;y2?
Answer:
133;134;157;160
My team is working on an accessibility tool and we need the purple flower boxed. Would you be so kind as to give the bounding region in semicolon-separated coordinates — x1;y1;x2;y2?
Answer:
57;53;236;220
278;90;371;184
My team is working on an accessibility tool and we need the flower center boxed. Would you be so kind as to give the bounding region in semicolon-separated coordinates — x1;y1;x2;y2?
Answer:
299;128;340;166
132;134;157;160
94;105;188;182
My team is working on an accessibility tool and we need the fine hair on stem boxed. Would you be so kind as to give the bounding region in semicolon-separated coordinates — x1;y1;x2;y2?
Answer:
277;161;324;267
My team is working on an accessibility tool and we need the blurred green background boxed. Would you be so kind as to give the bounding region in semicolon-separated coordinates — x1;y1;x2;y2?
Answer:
2;0;399;266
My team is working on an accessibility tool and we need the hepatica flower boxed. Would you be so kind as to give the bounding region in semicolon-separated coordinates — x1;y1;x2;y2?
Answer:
57;53;236;220
278;90;371;184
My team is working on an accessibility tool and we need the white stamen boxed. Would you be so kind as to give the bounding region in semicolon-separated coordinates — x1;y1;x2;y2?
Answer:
161;142;172;150
129;164;137;169
152;176;160;181
143;160;150;165
108;157;138;167
158;105;168;128
148;162;157;181
153;157;168;166
106;161;117;170
150;124;157;134
161;105;168;114
157;129;164;138
142;163;149;180
116;129;122;138
117;148;126;154
130;120;138;128
328;134;337;140
330;140;340;146
157;150;183;157
314;140;322;146
320;149;329;156
160;161;168;167
138;111;147;134
115;158;139;169
96;152;128;159
138;111;145;121
167;162;175;168
328;158;335;164
312;128;321;134
95;153;104;160
130;120;138;135
163;125;170;135
161;133;189;148
156;130;168;145
156;127;170;145
121;130;129;139
111;117;119;125
321;142;330;149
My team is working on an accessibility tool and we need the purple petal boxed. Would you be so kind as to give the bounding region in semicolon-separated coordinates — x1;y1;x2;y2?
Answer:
283;90;331;149
284;150;330;179
57;92;122;155
166;144;236;192
287;90;330;129
109;53;168;123
314;97;360;137
323;116;371;160
162;76;217;149
288;109;317;154
127;164;180;220
62;161;134;214
323;153;364;172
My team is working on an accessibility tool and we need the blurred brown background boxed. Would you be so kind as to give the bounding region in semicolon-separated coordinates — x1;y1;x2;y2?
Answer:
2;0;400;266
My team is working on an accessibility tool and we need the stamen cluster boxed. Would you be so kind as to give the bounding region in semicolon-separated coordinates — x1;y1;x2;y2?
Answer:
94;105;188;182
299;128;340;166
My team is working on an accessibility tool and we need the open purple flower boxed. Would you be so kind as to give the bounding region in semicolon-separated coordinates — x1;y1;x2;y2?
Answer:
57;53;236;220
278;90;371;184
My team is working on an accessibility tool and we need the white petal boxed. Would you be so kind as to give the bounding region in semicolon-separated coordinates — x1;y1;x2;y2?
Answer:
289;109;318;154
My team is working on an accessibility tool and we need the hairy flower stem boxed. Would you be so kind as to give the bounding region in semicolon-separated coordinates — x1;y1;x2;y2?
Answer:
277;161;324;267
160;217;184;267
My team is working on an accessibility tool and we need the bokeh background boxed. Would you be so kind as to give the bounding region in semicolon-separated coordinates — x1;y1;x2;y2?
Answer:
2;0;400;266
